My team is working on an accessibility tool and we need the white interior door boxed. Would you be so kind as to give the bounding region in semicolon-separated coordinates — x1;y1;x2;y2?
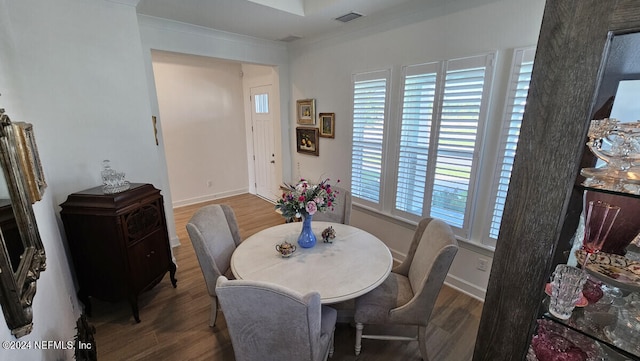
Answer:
250;85;278;200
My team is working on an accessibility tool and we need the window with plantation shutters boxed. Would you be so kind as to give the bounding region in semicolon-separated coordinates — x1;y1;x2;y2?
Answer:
348;51;536;246
395;54;493;232
487;47;535;241
351;70;389;205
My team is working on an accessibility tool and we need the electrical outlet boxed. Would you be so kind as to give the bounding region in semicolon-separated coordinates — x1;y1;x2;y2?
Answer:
477;258;489;272
207;180;213;188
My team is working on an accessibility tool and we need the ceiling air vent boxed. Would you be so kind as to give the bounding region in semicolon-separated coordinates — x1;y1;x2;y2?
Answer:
335;12;363;23
279;35;302;42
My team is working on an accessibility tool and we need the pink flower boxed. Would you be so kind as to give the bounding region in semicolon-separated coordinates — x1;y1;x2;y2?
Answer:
305;201;318;215
314;196;324;206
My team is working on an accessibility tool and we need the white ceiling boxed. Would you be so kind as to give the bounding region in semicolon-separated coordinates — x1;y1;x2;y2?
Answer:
135;0;432;42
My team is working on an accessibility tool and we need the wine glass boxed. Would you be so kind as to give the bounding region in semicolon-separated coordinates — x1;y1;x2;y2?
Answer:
580;199;620;271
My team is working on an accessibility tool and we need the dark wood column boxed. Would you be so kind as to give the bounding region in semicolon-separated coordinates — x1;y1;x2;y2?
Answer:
473;1;640;360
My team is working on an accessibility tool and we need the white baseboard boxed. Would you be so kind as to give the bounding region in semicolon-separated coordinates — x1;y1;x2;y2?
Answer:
172;188;249;208
390;249;404;265
444;274;486;302
169;235;180;248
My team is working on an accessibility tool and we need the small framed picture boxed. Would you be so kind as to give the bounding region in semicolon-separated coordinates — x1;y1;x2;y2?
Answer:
319;113;335;138
296;127;319;156
296;99;316;125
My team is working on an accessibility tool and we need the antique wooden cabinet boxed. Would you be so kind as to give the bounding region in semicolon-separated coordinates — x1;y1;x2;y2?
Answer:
61;183;177;323
474;1;640;360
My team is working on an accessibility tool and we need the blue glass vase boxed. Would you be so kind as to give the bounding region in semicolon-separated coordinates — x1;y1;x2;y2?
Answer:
297;214;316;248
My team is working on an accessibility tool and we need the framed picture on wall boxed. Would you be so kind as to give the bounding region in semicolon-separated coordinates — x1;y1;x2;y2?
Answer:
296;99;316;125
319;113;335;138
296;127;319;156
12;122;46;203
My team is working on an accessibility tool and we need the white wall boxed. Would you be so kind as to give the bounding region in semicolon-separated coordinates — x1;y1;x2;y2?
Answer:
287;0;545;299
138;15;293;212
0;0;164;359
152;51;250;207
0;3;548;355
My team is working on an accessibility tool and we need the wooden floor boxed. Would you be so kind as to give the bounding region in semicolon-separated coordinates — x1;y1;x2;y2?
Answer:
92;193;484;361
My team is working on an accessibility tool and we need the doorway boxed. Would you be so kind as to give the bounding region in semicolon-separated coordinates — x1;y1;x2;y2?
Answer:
151;51;282;207
250;85;279;201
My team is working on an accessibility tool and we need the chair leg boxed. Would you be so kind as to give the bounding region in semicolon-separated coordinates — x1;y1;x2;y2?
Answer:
329;327;335;358
418;326;430;361
209;296;218;327
354;322;363;355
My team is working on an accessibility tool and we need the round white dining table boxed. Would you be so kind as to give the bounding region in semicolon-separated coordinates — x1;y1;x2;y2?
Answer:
230;221;393;304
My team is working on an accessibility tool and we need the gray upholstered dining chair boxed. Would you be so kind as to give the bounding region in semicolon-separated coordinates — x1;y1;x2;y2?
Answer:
216;276;337;361
313;186;352;224
186;204;241;327
353;217;458;360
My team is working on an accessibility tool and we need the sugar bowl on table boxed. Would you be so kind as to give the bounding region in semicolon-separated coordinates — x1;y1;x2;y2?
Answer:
276;241;297;258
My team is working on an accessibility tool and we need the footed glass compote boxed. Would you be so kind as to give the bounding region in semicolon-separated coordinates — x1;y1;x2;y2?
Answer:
582;118;640;194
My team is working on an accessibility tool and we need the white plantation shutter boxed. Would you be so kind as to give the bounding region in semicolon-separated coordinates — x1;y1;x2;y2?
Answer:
351;70;389;205
394;55;493;233
488;47;535;240
430;56;491;228
395;63;439;215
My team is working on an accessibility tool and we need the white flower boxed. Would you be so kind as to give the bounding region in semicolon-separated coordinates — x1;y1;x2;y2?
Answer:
295;181;309;193
305;201;318;215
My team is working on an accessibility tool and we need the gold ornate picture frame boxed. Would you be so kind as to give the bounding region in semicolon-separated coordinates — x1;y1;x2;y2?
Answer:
12;122;46;203
296;99;316;125
319;113;335;138
0;111;46;338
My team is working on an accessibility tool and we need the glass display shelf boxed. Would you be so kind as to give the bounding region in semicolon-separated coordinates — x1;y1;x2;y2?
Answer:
537;293;640;360
576;184;640;200
528;318;633;361
529;185;640;360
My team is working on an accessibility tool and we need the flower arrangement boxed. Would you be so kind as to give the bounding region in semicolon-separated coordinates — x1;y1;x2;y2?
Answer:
275;178;338;221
